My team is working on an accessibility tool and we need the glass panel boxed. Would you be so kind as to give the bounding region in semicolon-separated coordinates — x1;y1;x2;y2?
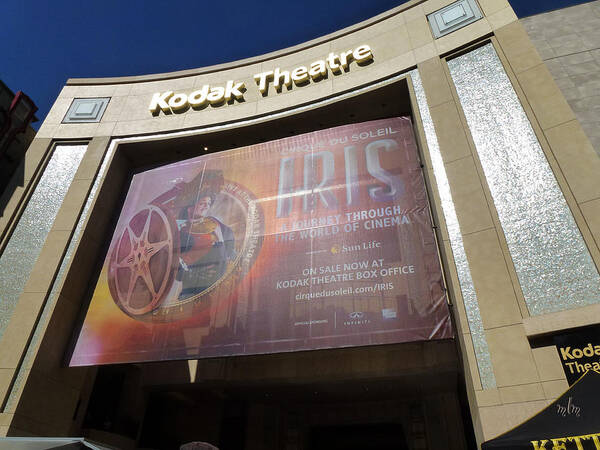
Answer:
5;143;110;411
410;69;496;389
0;144;87;340
447;43;600;315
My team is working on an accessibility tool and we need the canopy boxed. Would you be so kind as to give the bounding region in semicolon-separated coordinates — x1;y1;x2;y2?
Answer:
0;437;112;450
482;369;600;449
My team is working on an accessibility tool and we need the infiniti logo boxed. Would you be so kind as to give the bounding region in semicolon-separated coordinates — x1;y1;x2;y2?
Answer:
343;311;370;327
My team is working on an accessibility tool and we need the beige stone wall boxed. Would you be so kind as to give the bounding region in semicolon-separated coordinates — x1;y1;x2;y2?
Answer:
2;0;600;447
35;0;516;141
0;137;115;437
522;1;600;156
449;16;600;442
416;40;548;443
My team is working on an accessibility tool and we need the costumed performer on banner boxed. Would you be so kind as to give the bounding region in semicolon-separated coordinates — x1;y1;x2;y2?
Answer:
166;172;236;300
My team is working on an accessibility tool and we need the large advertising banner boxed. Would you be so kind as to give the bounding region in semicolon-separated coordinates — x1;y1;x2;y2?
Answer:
69;117;452;366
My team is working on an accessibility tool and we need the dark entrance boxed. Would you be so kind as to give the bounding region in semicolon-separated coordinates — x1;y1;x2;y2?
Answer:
136;374;468;449
310;424;407;450
82;342;474;450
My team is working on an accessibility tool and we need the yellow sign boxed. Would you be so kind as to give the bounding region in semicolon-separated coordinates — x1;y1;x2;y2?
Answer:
149;45;374;115
531;433;600;449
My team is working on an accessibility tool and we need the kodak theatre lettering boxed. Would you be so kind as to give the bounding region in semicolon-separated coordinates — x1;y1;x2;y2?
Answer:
554;328;600;385
559;343;600;381
149;45;373;115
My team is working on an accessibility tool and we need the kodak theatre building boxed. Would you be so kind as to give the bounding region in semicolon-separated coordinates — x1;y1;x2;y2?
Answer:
1;0;600;449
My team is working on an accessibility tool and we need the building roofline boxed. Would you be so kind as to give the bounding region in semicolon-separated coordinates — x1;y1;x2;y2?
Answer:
66;0;424;86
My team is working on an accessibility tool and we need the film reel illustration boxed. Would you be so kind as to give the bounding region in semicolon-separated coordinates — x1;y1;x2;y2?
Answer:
107;170;264;322
107;204;179;317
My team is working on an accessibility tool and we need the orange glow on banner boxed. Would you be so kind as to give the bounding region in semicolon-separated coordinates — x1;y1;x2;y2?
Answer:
69;118;452;366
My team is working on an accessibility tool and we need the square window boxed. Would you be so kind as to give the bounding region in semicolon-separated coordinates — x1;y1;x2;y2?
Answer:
63;98;110;123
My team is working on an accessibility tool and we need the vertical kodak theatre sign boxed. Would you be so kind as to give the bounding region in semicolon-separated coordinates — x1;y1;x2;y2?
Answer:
149;45;373;114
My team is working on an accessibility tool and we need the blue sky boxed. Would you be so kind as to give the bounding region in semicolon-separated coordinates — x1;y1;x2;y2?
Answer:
1;0;588;127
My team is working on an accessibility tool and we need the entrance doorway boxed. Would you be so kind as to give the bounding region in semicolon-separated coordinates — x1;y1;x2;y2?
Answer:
309;423;407;450
82;342;474;449
137;376;468;449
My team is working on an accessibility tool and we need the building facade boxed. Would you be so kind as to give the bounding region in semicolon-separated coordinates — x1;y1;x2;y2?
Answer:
522;1;600;157
1;0;599;448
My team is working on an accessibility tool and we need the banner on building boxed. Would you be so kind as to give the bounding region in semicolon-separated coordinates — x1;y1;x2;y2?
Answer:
554;327;600;385
69;117;452;366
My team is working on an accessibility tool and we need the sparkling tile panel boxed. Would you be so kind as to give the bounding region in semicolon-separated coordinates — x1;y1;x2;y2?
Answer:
410;69;496;389
447;43;600;315
5;142;112;411
0;144;87;340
